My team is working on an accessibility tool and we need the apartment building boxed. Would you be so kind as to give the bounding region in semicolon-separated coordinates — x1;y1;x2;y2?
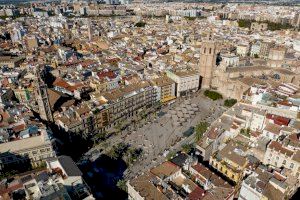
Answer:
236;44;249;57
0;56;24;68
242;108;266;132
55;104;109;136
0;129;56;168
0;156;93;200
101;81;157;124
250;22;268;32
150;76;176;103
259;41;274;59
250;41;261;57
239;166;299;200
263;141;300;177
209;140;249;183
166;70;200;97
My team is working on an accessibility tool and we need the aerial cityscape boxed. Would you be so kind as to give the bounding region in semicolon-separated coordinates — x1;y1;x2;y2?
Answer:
0;0;299;200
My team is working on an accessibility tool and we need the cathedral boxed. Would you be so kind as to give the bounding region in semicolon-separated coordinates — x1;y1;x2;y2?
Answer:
198;35;300;100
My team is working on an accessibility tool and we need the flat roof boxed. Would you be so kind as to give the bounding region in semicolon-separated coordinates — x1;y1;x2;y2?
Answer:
0;134;49;153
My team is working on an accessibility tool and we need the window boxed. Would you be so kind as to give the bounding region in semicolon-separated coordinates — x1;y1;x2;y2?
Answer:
204;48;206;54
283;160;286;165
232;175;235;179
290;163;294;169
40;149;46;153
209;48;212;54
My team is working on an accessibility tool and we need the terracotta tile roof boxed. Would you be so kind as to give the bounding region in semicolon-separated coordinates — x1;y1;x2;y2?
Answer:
188;186;206;200
264;123;281;135
263;183;284;200
53;77;70;89
97;70;116;79
129;172;168;200
191;163;230;188
150;161;180;178
266;114;290;126
12;123;26;133
292;150;300;162
268;141;293;157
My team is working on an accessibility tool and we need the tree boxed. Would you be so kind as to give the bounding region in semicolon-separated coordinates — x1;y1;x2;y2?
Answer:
116;179;127;192
166;151;176;160
224;99;237;107
96;131;107;140
135;21;146;27
184;16;196;21
107;148;119;160
240;128;250;137
125;147;143;165
195;122;209;142
238;19;252;28
181;143;193;154
204;90;223;101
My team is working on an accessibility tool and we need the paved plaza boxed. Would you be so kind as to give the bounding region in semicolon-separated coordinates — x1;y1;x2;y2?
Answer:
81;92;227;180
123;92;226;179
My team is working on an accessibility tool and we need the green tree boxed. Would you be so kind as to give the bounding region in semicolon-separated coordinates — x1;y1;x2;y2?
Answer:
107;148;119;160
184;16;196;21
204;90;223;101
116;179;127;192
238;19;252;28
125;147;143;165
166;151;176;160
240;128;250;137
135;21;146;27
224;99;237;107
195;122;209;142
96;131;107;140
181;143;193;154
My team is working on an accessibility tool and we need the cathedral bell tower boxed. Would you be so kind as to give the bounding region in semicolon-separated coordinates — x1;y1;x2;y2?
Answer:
34;66;53;122
199;33;218;89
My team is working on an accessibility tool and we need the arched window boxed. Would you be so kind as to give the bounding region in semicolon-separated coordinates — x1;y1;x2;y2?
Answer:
209;48;212;54
204;48;206;54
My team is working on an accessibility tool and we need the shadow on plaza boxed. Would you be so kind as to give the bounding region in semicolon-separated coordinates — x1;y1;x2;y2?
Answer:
78;154;128;200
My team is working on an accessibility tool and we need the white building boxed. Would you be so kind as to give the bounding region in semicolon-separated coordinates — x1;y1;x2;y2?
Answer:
242;108;266;131
166;70;200;97
220;53;239;68
236;44;249;57
263;141;300;177
250;41;261;57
